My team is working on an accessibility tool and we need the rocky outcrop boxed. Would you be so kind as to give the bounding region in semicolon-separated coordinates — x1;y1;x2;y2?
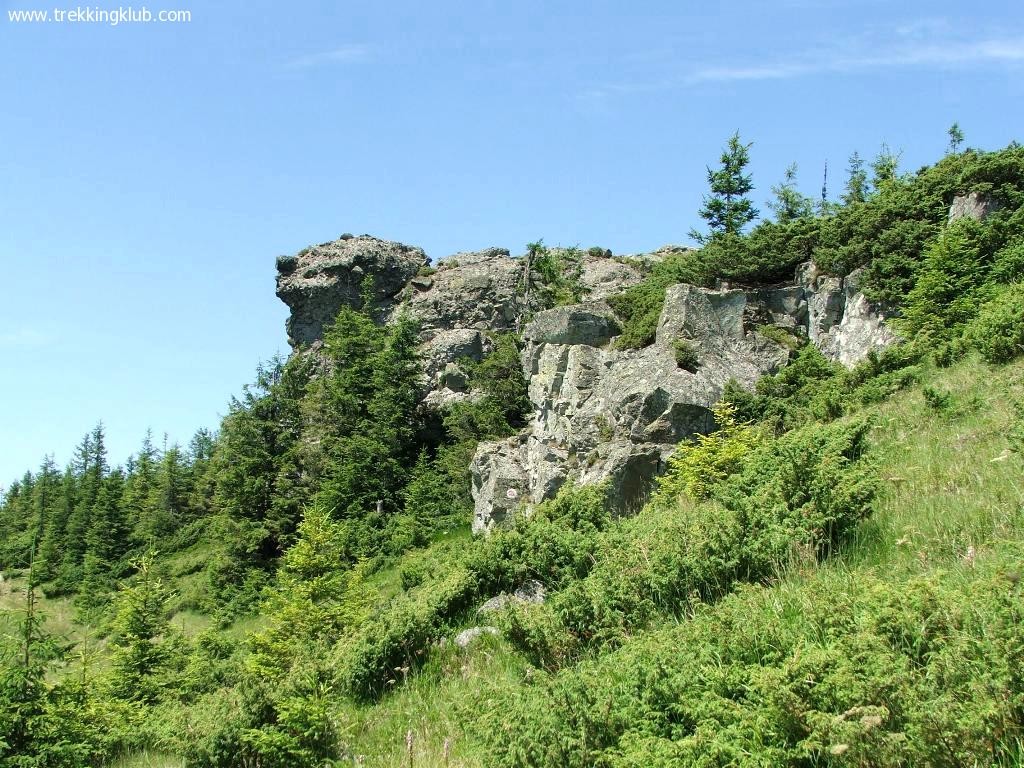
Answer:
478;579;547;613
949;191;1001;223
794;263;897;367
453;626;499;648
470;285;792;532
276;234;895;535
402;248;526;336
276;234;426;347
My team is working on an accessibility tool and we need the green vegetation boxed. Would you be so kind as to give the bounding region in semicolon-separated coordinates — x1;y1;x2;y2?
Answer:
525;241;590;309
2;134;1024;766
610;140;1024;348
671;338;700;372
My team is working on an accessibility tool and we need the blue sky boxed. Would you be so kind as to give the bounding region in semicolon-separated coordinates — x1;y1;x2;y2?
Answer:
1;0;1022;484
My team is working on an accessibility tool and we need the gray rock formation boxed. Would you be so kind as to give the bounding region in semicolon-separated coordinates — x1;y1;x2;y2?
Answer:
949;191;1001;223
276;234;896;535
470;284;792;532
276;234;426;347
794;263;897;367
402;248;526;335
578;253;647;300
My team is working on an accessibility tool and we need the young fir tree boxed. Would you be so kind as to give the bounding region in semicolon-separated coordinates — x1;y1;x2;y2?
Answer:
842;151;869;205
689;132;759;244
80;469;130;608
767;163;814;223
36;468;76;584
215;354;311;561
142;441;189;540
308;309;424;557
31;457;59;547
0;539;53;762
124;430;158;546
187;427;218;518
947;122;965;154
57;425;108;592
870;144;901;189
107;551;172;702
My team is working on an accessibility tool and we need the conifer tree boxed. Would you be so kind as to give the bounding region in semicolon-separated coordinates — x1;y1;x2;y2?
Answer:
80;469;130;607
37;468;76;583
870;144;901;189
143;441;189;540
947;122;965;154
690;132;759;243
843;151;869;205
0;538;51;761
108;552;171;702
767;163;814;223
124;430;159;546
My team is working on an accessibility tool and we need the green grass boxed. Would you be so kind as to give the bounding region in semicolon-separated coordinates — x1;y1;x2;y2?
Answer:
326;353;1024;765
339;633;527;767
109;751;185;768
842;353;1024;573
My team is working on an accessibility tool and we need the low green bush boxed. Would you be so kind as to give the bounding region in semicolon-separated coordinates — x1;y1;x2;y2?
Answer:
965;283;1024;364
671;339;700;372
501;419;877;666
479;560;1024;768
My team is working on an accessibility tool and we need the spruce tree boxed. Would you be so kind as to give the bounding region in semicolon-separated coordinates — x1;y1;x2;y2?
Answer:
870;144;901;189
947;122;965;154
842;151;869;205
80;469;130;607
767;163;813;223
690;132;759;243
108;552;171;702
124;430;159;546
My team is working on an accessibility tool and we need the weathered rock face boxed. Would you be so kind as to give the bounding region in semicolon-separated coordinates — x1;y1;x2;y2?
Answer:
401;248;525;336
276;235;427;347
949;191;1001;223
578;253;647;300
469;285;792;532
794;263;897;367
276;235;896;535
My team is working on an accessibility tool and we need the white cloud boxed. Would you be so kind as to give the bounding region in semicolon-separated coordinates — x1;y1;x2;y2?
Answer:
582;30;1024;98
285;44;373;70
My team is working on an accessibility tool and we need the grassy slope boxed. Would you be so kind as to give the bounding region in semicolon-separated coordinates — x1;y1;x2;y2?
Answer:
334;353;1024;766
5;353;1019;766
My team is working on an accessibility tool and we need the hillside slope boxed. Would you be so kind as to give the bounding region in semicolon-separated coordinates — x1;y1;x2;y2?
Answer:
1;141;1023;767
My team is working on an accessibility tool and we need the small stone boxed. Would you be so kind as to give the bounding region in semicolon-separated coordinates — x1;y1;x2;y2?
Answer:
454;626;499;648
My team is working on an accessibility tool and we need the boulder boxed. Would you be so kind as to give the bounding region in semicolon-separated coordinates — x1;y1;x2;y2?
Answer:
419;328;486;382
949;191;1001;223
478;580;547;614
522;302;619;348
453;626;499;648
276;235;426;347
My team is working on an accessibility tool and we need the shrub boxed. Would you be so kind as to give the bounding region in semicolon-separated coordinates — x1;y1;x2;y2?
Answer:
671;339;700;372
899;220;990;338
653;401;764;502
503;419;877;665
965;283;1024;363
480;563;1024;768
